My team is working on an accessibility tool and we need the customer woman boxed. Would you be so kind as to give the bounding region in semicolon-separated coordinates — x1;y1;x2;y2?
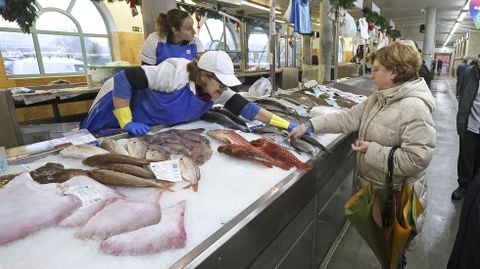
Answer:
81;51;298;135
140;9;204;65
288;42;436;268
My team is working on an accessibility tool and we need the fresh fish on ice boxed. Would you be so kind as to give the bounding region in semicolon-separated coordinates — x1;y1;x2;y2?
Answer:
145;149;170;161
76;190;163;240
201;111;249;132
126;140;147;159
211;106;247;125
207;129;251;147
58;175;126;227
290;137;318;156
83;153;150;167
99;163;156;179
101;139;130;156
250;138;310;171
179;156;201;192
89;169;174;191
217;144;291;170
101;201;187;256
60;144;110;159
0;173;80;246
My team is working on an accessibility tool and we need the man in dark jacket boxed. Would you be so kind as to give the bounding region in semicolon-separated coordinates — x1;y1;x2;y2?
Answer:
447;171;480;268
456;59;469;97
419;60;433;88
437;59;443;75
452;55;480;200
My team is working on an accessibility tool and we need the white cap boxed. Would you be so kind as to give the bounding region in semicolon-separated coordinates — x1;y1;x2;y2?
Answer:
198;51;241;87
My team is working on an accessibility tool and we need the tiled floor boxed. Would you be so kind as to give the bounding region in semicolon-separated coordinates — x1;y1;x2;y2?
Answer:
325;75;463;269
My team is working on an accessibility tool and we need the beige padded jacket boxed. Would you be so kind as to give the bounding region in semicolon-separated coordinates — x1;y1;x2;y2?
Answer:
310;78;436;215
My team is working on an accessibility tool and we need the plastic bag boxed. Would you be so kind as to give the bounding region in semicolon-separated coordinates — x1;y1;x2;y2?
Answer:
340;11;357;37
248;77;272;97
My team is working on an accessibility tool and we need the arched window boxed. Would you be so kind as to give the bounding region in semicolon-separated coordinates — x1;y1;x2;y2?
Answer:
247;27;269;70
0;0;112;76
198;18;237;51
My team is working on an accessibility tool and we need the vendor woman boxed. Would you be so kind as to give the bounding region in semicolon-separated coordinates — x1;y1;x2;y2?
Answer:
80;51;300;135
140;8;204;65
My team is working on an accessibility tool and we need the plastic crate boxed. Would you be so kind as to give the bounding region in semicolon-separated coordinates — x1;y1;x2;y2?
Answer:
20;122;80;145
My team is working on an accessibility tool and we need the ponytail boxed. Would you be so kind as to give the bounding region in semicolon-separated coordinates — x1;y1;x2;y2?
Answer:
156;13;168;39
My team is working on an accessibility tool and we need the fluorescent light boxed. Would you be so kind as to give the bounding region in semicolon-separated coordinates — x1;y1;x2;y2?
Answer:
458;11;467;22
241;1;281;14
463;0;470;10
452;22;459;33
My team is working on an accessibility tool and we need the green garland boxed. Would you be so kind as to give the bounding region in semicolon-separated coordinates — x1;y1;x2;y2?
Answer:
177;2;221;20
329;0;356;10
0;0;37;33
91;0;142;6
362;7;401;38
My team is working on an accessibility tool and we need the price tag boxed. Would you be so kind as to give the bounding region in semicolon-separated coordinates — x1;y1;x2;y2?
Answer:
64;185;103;208
149;159;183;183
64;129;99;146
326;98;340;108
0;147;7;174
246;120;266;132
312;87;322;97
294;106;308;117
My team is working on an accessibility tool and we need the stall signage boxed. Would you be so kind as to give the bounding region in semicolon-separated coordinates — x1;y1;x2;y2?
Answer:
470;0;480;29
64;129;99;146
150;159;183;183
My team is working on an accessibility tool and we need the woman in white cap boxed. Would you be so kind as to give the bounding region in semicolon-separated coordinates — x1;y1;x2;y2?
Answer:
140;9;204;65
81;51;299;135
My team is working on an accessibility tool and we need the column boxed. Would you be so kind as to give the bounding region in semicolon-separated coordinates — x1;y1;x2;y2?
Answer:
422;8;436;68
320;0;333;82
141;0;177;39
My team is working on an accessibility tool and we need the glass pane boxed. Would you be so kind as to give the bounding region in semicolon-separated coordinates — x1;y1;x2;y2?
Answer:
248;33;269;70
226;27;236;51
205;19;224;40
85;37;112;66
199;24;213;50
36;0;71;10
278;37;286;67
36;12;78;32
0;32;39;75
71;0;107;34
0;17;20;29
37;34;84;73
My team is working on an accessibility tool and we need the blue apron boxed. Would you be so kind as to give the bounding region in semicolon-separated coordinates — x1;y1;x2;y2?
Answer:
156;42;197;64
80;84;213;133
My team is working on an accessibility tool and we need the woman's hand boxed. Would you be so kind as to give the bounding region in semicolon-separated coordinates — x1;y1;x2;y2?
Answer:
287;124;308;139
351;139;370;153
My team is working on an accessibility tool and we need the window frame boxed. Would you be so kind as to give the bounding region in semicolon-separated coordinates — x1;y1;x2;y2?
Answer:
0;0;112;78
198;17;238;52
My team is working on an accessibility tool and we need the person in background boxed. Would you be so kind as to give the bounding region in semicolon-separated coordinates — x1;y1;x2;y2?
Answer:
288;42;436;269
397;40;433;89
140;9;204;65
448;170;480;269
452;54;480;200
437;59;443;76
431;60;437;78
456;59;469;97
80;51;301;136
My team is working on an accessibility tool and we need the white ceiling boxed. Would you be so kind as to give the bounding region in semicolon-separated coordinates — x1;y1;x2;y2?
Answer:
215;0;477;48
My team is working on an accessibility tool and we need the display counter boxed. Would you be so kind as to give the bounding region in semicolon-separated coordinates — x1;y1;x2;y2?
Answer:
0;78;374;269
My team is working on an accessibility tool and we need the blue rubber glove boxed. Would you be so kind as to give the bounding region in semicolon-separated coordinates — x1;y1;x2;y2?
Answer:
123;121;150;136
288;122;311;136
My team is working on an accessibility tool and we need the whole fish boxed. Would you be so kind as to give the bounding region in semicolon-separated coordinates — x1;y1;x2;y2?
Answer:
211;107;247;126
207;129;251;146
99;163;156;179
250;138;310;171
101;139;130;156
83;154;151;167
179;156;201;192
30;162;65;184
201;111;249;133
300;135;329;153
217;144;291;170
254;98;294;113
290;138;318;156
60;144;110;160
275;94;303;106
89;169;174;191
171;129;210;145
252;125;286;136
0;174;19;188
126;140;147;159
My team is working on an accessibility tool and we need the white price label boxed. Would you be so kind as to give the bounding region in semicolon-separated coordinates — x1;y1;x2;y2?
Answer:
246;120;266;132
149;159;183;183
64;129;99;146
312;87;322;97
326;98;340;108
294;106;308;117
64;185;103;208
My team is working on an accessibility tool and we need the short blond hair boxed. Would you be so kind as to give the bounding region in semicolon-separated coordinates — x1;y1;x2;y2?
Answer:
368;42;422;84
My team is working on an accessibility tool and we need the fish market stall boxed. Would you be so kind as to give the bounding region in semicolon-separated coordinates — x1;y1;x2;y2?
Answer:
0;80;372;269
